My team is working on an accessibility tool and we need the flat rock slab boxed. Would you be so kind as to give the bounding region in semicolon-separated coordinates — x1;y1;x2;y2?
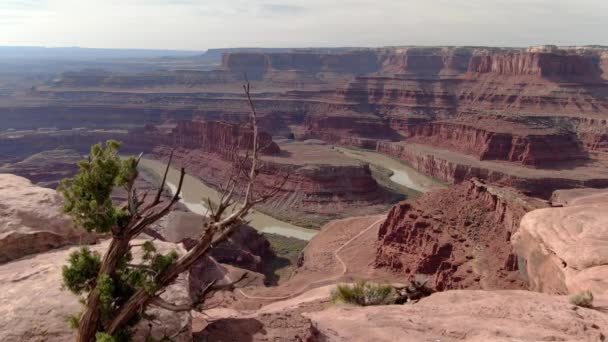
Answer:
305;290;608;342
0;239;191;342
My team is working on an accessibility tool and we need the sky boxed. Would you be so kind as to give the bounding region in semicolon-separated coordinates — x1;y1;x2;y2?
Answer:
1;0;607;50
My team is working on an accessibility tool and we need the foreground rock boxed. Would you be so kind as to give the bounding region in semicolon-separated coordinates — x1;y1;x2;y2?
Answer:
197;284;608;342
305;290;608;342
375;179;546;290
513;188;608;295
0;239;191;342
150;210;276;273
0;174;97;263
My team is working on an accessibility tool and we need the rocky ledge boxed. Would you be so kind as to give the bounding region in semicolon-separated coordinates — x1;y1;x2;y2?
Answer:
0;174;97;263
513;188;608;296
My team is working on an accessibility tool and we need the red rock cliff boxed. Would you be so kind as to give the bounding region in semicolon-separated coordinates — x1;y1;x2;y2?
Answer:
375;179;547;290
403;120;587;166
167;120;280;156
468;52;602;80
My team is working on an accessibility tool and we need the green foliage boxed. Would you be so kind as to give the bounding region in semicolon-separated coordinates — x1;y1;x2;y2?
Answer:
95;332;116;342
151;250;179;274
68;313;81;329
98;275;115;320
62;247;102;294
331;281;396;306
62;241;179;337
58;140;138;233
59;141;183;339
141;241;156;261
569;290;594;308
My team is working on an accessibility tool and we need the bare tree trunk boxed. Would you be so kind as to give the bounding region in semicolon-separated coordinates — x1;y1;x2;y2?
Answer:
106;224;226;334
77;237;130;342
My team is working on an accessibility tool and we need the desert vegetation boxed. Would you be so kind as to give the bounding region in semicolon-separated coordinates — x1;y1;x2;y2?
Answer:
331;280;434;306
58;83;285;341
331;281;397;306
569;290;594;308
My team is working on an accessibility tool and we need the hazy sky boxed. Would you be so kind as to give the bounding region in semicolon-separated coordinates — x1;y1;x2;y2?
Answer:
1;0;607;50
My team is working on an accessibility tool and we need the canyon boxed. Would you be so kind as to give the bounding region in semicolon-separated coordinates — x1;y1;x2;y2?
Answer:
2;45;608;199
1;45;608;341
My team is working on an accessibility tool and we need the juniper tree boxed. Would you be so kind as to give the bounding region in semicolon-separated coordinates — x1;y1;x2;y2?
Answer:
59;83;285;342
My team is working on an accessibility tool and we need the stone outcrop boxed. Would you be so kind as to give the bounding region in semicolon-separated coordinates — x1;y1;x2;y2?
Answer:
512;188;608;295
0;174;97;263
375;179;546;290
305;290;608;342
150;211;276;273
166;120;280;156
0;239;191;342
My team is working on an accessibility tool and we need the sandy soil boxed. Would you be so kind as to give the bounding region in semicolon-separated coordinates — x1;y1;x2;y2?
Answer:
229;215;401;304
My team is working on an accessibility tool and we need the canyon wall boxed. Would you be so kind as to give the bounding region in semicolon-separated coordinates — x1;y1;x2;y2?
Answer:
375;179;547;290
298;113;400;148
377;141;608;198
166;120;280;155
222;50;381;77
467;52;602;80
402;120;587;166
3;46;607;202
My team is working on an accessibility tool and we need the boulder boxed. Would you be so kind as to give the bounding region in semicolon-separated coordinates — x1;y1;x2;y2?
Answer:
0;174;97;263
513;192;608;295
0;239;191;342
305;290;608;341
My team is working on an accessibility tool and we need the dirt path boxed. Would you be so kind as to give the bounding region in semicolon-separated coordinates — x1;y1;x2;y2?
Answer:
225;217;386;301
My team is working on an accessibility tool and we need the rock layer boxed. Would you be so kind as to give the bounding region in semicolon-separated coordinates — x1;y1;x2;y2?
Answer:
402;119;587;166
375;179;546;290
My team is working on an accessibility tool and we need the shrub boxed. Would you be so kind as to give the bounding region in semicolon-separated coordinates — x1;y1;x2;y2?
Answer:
569;290;594;308
331;281;396;306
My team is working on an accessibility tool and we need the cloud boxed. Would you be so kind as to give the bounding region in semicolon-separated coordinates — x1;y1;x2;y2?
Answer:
0;0;47;9
0;0;606;49
259;4;306;15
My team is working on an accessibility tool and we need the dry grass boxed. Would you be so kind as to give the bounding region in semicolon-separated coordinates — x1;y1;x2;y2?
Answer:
569;290;594;308
331;281;397;306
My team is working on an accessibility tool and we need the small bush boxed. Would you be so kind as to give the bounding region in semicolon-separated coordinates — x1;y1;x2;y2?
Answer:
331;281;396;306
569;290;594;308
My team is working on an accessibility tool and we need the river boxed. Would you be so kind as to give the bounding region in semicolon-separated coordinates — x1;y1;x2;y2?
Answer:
335;147;445;193
138;158;318;241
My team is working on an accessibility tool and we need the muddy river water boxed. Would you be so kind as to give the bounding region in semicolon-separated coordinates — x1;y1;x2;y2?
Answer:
138;158;318;241
335;147;446;193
